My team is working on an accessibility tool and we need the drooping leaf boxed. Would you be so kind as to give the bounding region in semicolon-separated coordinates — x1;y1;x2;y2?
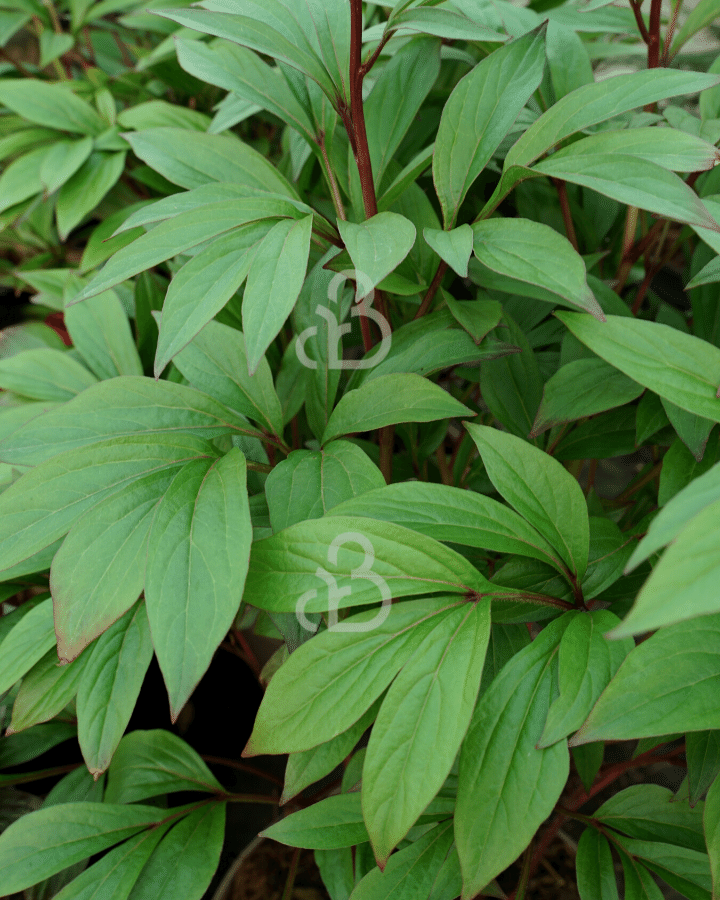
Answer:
336;213;417;296
423;226;474;278
56;151;126;240
0;348;97;401
0;79;105;135
264;793;369;849
9;645;90;733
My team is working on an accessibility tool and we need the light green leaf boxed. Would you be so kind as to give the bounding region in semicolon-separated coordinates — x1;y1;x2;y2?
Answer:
571;614;720;744
556;312;720;424
0;377;254;467
442;293;503;343
39;137;93;195
56;151;126;240
433;25;546;228
328;481;566;572
423;226;473;278
538;610;633;747
362;600;489;864
105;729;222;804
530;357;643;437
76;602;155;777
266;441;384;532
472;218;604;318
455;616;571;898
124;127;299;196
322;373;474;445
264;793;368;849
64;290;143;379
0;79;105;135
242;215;313;374
145;448;252;719
173;317;284;438
0;432;216;576
244;597;470;755
670;0;720;55
154;221;270;376
124;803;225;900
336;213;416;296
0;802;164;894
0;348;97;401
465;423;589;578
9;645;90;733
0;597;56;697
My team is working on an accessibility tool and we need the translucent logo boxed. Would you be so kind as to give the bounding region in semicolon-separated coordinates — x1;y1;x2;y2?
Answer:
295;532;392;632
295;269;392;370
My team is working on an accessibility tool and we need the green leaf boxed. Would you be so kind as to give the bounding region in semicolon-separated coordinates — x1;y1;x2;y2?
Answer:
123;803;226;900
532;152;720;232
378;144;434;211
365;36;441;188
124;127;299;196
362;600;490;864
74;198;298;304
244;597;471;755
105;729;222;804
266;441;385;532
538;610;633;747
0;79;105;135
670;0;720;55
64;290;143;379
242;215;313;374
0;720;76;770
349;820;455;900
328;481;566;572
154;221;270;376
39;137;93;195
0;145;50;214
0;802;164;894
433;25;546;228
687;731;720;806
595;784;706;852
443;293;503;344
571;614;720;743
56;151;126;240
145;448;252;719
530;358;643;437
704;774;720;898
423;226;473;278
322;373;474;445
51;824;172;900
76;602;155;777
173;317;284;438
9;646;90;733
661;398;715;462
0;348;97;401
0;377;253;467
626;459;720;570
455;615;571;898
556;312;720;424
465;423;589;578
243;516;503;619
576;829;620;900
0;432;216;576
0;596;56;696
618;849;666;900
264;793;368;849
608;496;720;637
616;837;712;900
336;213;416;296
546;21;594;101
582;517;636;600
471;219;604;318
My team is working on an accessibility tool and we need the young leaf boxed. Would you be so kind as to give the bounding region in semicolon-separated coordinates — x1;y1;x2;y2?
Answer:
244;597;468;755
472;219;604;318
242;215;313;374
105;729;222;804
154;221;270;376
266;441;385;532
465;423;590;578
0;348;97;401
362;600;490;865
322;373;474;446
264;793;369;849
0;802;164;894
455;615;571;899
336;213;417;296
423;225;474;278
556;312;720;424
328;481;565;572
571;614;720;744
63;290;143;380
145;448;252;719
432;25;546;228
76;602;155;777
